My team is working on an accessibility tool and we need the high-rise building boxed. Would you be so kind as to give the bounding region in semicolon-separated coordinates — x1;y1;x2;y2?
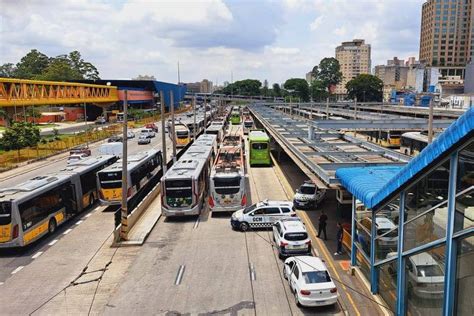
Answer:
419;0;473;78
335;39;371;95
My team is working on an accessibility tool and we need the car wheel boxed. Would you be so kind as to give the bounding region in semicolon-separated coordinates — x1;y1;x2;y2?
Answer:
294;291;301;307
239;222;250;232
48;218;57;234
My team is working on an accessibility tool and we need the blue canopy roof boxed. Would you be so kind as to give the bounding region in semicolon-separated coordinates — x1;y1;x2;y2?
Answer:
336;107;474;209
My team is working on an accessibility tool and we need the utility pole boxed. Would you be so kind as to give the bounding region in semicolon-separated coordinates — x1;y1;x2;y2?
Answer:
193;96;197;140
428;96;434;144
170;91;176;162
326;97;329;119
83;102;88;147
354;96;358;120
160;91;167;173
204;95;207;128
120;91;129;241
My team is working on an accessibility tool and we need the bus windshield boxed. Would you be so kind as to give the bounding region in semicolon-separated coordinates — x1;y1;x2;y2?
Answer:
0;202;12;225
213;176;241;195
252;143;268;150
98;172;122;189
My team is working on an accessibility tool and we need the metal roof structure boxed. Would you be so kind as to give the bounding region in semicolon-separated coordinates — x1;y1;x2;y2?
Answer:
249;104;410;188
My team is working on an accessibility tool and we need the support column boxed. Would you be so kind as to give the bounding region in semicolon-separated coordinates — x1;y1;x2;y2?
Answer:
351;196;357;266
396;191;406;315
120;91;129;241
370;207;378;293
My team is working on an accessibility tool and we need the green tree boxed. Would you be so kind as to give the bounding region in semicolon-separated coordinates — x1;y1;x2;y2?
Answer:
68;51;100;80
223;79;262;96
14;49;50;79
310;79;328;101
346;74;383;102
0;63;16;77
26;107;42;124
35;57;83;81
317;57;343;92
310;65;319;81
272;83;281;97
0;108;13;127
283;78;309;102
0;122;41;154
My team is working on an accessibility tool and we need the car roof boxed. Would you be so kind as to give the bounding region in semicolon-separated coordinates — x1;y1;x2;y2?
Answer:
301;182;316;188
256;200;293;208
375;216;396;229
281;220;307;233
410;252;438;266
294;256;327;273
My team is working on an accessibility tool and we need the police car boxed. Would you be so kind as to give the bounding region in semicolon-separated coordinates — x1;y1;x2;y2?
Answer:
230;200;296;231
293;181;326;209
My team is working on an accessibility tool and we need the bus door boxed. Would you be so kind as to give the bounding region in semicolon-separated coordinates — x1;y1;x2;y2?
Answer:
62;183;78;215
0;202;12;243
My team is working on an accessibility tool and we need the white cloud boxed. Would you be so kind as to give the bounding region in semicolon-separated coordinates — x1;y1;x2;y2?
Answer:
310;16;324;31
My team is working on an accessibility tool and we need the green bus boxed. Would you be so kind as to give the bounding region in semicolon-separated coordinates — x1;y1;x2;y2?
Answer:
248;130;271;166
230;110;241;124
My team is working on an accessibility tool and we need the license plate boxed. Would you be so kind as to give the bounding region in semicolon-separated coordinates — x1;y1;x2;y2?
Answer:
288;245;305;249
316;300;326;305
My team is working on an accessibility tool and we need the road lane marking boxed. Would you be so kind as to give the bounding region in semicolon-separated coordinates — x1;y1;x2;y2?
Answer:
11;266;24;274
249;263;256;281
63;228;73;235
75;220;83;225
83;213;92;219
175;265;185;285
193;217;200;229
0;282;4;285
48;239;58;246
32;251;43;259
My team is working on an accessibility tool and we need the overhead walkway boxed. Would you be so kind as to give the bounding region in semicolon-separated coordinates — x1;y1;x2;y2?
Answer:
0;78;119;106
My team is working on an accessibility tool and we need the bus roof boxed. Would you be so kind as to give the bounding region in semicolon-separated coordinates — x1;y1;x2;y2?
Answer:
98;149;161;174
248;130;270;142
0;174;71;203
58;155;117;175
402;131;431;143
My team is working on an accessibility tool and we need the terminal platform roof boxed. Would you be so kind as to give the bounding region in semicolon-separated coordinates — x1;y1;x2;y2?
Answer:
336;106;474;209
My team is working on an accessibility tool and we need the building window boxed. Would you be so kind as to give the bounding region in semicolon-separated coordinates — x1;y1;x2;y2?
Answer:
454;234;474;315
405;245;445;316
403;160;450;252
455;139;474;233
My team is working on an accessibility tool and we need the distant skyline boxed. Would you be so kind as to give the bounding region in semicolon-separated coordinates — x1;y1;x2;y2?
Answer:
1;0;425;85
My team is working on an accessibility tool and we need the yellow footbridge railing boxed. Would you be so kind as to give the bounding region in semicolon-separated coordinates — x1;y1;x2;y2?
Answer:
0;78;119;106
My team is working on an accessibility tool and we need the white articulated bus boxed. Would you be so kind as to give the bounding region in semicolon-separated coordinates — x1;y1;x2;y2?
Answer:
97;149;163;206
0;155;117;248
161;134;217;217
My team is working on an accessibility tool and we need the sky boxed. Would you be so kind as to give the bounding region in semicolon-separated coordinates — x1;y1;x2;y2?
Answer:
0;0;426;86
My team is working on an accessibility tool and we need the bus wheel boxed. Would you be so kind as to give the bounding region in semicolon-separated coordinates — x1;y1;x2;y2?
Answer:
48;218;57;234
240;222;250;232
89;193;95;207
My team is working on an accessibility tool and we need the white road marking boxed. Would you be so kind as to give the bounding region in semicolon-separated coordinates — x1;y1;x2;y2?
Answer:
48;239;58;246
63;228;73;235
249;263;256;281
175;265;186;285
11;266;24;274
84;213;92;218
0;282;4;285
75;220;83;225
32;251;43;259
193;217;200;229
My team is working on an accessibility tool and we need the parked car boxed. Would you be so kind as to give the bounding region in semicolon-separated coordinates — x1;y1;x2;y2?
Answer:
108;135;123;143
230;200;296;231
283;256;338;307
293;181;326;209
95;117;106;124
140;128;155;138
69;145;91;156
127;131;135;139
138;134;151;145
67;153;88;164
145;123;159;132
273;218;312;258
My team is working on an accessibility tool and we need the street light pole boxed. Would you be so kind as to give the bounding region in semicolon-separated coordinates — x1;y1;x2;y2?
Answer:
193;96;197;140
170;91;176;162
160;91;168;173
83;102;88;147
428;96;434;144
120;91;129;241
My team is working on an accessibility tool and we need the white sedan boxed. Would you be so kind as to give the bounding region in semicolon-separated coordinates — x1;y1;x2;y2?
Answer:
283;256;338;307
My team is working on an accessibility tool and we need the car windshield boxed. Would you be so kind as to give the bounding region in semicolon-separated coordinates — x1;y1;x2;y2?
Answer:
417;264;444;277
377;228;397;237
299;186;315;195
302;271;331;284
284;232;308;241
243;204;257;214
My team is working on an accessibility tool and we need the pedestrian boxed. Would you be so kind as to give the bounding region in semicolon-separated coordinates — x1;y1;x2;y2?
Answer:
335;222;343;255
317;210;328;240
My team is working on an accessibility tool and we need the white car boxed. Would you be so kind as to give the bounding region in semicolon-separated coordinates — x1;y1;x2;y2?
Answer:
273;218;312;258
293;181;326;209
140;128;155;138
230;200;296;231
67;153;88;164
138;135;151;145
127;131;135;139
284;256;338;307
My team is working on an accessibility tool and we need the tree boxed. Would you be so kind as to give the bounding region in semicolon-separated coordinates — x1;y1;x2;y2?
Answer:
0;108;13;127
14;49;50;79
35;57;83;81
283;78;309;102
26;107;42;124
317;57;343;92
0;63;16;77
222;79;261;96
310;65;319;81
67;51;100;80
272;83;281;97
310;79;329;101
0;122;41;154
346;74;383;102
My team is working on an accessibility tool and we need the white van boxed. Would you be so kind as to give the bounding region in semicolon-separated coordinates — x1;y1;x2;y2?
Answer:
140;128;155;138
98;143;122;158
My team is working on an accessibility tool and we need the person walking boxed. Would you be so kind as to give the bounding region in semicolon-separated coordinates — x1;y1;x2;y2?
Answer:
335;222;343;255
317;210;328;240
